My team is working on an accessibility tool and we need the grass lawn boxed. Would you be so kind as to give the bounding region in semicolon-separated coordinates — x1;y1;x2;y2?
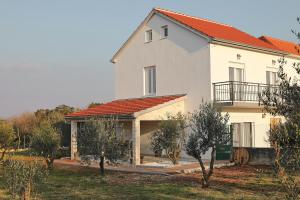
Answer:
0;160;299;200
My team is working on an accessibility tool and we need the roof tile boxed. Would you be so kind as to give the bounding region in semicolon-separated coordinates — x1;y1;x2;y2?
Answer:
259;36;300;56
155;8;281;52
66;94;185;118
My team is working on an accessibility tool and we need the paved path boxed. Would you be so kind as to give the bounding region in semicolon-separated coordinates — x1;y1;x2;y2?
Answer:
55;158;233;175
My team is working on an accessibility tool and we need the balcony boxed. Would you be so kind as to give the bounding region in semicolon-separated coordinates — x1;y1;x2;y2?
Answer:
213;81;278;107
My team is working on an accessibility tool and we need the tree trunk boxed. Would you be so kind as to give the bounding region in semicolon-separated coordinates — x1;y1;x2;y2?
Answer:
202;174;210;188
0;149;6;162
17;129;20;149
99;155;104;175
46;158;54;170
197;147;216;188
23;135;26;149
208;147;216;177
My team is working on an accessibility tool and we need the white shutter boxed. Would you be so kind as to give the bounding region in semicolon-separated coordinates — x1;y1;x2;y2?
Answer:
152;67;156;94
266;71;270;85
229;67;234;81
251;122;255;147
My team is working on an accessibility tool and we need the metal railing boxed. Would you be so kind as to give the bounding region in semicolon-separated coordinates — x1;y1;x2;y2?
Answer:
213;81;278;104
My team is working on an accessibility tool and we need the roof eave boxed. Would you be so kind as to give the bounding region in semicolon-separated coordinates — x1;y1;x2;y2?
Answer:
133;94;186;118
65;114;134;122
211;38;288;56
110;8;157;64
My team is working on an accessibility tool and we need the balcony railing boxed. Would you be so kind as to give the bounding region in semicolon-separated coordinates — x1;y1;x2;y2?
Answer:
213;81;278;105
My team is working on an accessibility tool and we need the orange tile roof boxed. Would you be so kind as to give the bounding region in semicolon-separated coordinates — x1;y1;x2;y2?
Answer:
155;8;281;52
259;36;300;56
65;94;185;119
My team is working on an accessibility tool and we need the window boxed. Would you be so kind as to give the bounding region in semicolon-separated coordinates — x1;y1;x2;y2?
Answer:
161;25;168;38
232;122;254;147
144;66;156;96
229;67;244;82
266;71;277;85
145;30;152;43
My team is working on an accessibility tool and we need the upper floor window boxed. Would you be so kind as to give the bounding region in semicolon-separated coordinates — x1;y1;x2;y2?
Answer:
145;30;152;43
229;67;244;82
266;71;278;85
161;25;168;38
144;66;156;96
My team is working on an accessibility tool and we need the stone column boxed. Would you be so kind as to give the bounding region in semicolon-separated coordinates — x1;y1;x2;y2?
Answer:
70;121;78;160
132;119;140;166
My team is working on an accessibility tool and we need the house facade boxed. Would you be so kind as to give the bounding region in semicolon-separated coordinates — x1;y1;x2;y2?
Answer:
66;8;300;166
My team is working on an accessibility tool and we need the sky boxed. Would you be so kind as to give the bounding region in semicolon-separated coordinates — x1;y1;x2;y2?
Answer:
0;0;299;118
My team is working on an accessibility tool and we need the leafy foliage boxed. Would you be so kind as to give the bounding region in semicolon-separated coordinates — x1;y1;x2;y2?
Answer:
10;113;37;149
35;105;76;147
261;18;300;200
31;121;61;169
77;118;130;175
186;103;231;187
3;158;48;200
87;102;102;108
0;120;15;162
151;113;187;165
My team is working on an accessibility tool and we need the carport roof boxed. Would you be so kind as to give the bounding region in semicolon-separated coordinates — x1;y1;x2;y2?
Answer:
65;94;185;120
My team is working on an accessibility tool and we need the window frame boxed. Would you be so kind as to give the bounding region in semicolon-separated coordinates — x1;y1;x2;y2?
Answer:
144;66;156;96
145;29;152;43
161;25;168;39
231;122;255;147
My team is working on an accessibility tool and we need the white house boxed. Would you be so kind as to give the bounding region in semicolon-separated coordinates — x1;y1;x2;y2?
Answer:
66;8;300;166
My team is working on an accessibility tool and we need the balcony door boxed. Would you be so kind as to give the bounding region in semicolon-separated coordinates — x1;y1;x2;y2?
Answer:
229;67;244;101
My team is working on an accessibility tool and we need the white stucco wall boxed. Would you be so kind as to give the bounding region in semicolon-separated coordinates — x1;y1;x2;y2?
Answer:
113;12;300;151
209;44;299;93
114;13;211;113
210;44;299;148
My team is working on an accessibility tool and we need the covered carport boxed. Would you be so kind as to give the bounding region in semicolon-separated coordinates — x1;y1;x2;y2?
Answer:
65;94;186;166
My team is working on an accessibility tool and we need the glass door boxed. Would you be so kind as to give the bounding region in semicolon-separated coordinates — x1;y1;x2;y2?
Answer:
229;67;244;101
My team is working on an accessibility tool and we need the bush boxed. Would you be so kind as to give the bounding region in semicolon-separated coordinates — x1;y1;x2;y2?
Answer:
151;113;187;165
77;118;130;175
0;120;15;162
3;158;48;200
31;121;61;169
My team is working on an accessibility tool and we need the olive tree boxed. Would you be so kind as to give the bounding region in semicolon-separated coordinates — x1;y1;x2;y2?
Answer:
186;103;231;188
31;121;61;170
77;118;130;175
260;18;300;200
151;113;187;165
0;120;15;162
3;158;48;200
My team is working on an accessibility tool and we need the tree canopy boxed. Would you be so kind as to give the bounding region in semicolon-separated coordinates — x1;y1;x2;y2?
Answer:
186;103;231;187
0;120;15;161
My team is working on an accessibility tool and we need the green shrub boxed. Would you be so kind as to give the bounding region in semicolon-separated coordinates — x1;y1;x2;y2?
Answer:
31;121;60;170
3;158;48;200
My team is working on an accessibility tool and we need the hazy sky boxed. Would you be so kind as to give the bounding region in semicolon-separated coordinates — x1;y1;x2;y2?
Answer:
0;0;299;118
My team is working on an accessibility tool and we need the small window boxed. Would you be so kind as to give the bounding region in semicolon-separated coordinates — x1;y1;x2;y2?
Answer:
144;66;156;96
161;25;168;38
145;30;152;43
